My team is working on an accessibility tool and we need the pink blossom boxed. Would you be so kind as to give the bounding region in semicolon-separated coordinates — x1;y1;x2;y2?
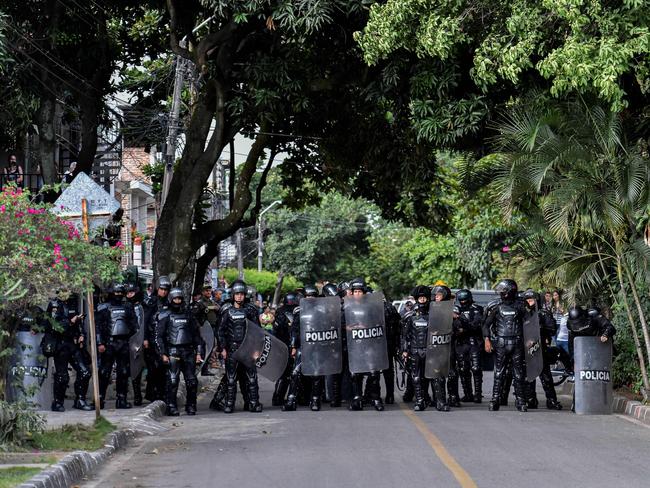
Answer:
0;205;5;213
43;235;51;241
63;264;70;270
502;246;510;253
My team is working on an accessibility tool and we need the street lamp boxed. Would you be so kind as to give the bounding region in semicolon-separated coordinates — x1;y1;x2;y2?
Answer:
258;200;282;272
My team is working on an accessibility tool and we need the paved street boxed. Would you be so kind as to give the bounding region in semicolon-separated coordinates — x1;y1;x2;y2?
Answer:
82;374;650;488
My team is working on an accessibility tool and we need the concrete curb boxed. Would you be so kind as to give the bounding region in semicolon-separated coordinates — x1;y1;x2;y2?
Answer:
17;400;167;488
558;381;650;426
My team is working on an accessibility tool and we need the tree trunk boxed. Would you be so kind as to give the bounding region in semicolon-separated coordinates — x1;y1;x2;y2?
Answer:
236;230;244;279
272;271;285;308
193;242;220;292
76;100;100;175
616;256;650;399
622;262;650;380
35;94;58;185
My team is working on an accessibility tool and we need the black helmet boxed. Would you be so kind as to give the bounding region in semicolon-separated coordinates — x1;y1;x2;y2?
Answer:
523;288;538;301
169;288;184;302
231;280;247;294
568;306;589;333
304;285;319;298
495;279;518;301
411;285;430;300
322;283;338;297
432;285;452;301
125;283;138;293
284;292;298;306
337;281;350;298
158;275;171;290
111;283;126;295
349;278;366;293
456;289;473;306
587;307;601;318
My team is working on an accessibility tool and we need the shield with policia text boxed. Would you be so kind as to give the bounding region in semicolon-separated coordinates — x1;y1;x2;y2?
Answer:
199;320;215;369
425;300;454;379
129;304;146;378
300;296;342;376
523;311;543;382
344;292;389;374
232;320;289;382
574;336;613;415
6;331;53;407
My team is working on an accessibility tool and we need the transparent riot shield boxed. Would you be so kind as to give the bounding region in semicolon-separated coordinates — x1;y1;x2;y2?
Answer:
300;296;342;376
199;320;215;369
5;331;53;407
574;336;613;415
425;300;454;379
523;312;543;382
232;320;289;382
129;304;145;378
344;293;389;374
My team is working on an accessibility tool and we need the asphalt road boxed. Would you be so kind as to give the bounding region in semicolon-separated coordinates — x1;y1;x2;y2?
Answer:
82;373;650;488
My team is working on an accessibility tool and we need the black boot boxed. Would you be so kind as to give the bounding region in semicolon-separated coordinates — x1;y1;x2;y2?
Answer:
402;376;414;402
527;396;539;409
330;375;342;407
185;404;197;415
116;395;132;409
372;399;384;412
349;396;363;411
166;404;180;416
272;378;288;407
282;395;297;411
73;396;93;411
433;380;450;411
460;373;473;402
515;397;528;412
185;381;198;415
488;400;500;411
51;401;65;412
546;398;563;410
448;395;461;408
310;396;321;412
473;371;483;403
210;376;227;410
223;384;236;414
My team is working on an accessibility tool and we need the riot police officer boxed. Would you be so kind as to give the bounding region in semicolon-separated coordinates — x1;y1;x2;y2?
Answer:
283;285;324;411
522;289;562;410
382;298;401;405
218;279;263;413
401;285;432;411
348;278;384;411
155;288;203;416
142;276;171;402
430;285;453;411
45;297;92;411
483;279;528;412
126;283;145;406
272;292;298;406
454;289;484;403
96;284;138;409
567;306;616;365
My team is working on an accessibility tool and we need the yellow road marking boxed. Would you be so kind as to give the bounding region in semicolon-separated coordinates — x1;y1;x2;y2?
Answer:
399;402;478;488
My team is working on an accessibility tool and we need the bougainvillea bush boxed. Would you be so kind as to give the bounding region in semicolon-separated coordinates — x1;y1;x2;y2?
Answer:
0;185;122;395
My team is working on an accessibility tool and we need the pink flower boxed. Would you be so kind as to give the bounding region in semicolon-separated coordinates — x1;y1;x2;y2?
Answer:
0;205;5;213
502;245;510;253
63;264;70;270
44;235;51;241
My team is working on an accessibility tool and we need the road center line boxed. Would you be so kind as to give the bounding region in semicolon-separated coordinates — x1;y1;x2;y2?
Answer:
399;402;478;488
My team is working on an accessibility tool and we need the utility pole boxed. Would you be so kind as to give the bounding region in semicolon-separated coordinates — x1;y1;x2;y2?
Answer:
257;200;282;272
161;54;185;209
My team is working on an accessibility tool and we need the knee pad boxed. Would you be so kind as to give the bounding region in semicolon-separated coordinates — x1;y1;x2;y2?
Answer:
168;371;180;386
54;372;70;384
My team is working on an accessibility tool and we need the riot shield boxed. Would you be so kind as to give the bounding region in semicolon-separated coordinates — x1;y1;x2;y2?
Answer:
425;301;454;379
5;331;53;407
199;320;215;368
300;296;342;376
344;293;389;374
129;304;145;378
574;337;613;415
523;312;543;381
232;320;288;382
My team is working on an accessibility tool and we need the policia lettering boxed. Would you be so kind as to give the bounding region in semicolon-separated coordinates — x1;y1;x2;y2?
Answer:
579;370;610;382
430;334;451;346
351;326;384;340
305;329;340;342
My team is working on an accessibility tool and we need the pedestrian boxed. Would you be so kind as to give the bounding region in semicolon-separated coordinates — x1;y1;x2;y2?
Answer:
552;289;570;356
3;154;24;188
543;290;553;312
260;305;275;332
62;161;76;184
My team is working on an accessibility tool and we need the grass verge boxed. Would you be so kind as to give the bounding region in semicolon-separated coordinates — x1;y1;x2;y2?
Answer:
26;417;115;452
0;466;42;488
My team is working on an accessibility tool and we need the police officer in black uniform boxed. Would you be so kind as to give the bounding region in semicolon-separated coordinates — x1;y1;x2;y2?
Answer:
382;298;400;405
454;289;484;403
155;288;203;416
96;284;138;409
483;279;528;412
272;292;298;406
522;289;563;410
401;285;432;411
283;285;324;411
348;278;384;412
126;283;145;406
142;276;171;402
45;297;93;411
567;306;616;367
428;285;453;410
329;282;351;407
218;279;263;413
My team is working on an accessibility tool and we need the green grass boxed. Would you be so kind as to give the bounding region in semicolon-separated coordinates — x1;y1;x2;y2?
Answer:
26;417;115;452
0;466;42;488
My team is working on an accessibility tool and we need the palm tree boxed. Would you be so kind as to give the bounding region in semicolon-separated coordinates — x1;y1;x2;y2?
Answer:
482;97;650;398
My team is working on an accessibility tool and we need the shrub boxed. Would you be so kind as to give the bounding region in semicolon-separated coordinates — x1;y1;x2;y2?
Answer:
0;400;45;449
218;268;299;298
